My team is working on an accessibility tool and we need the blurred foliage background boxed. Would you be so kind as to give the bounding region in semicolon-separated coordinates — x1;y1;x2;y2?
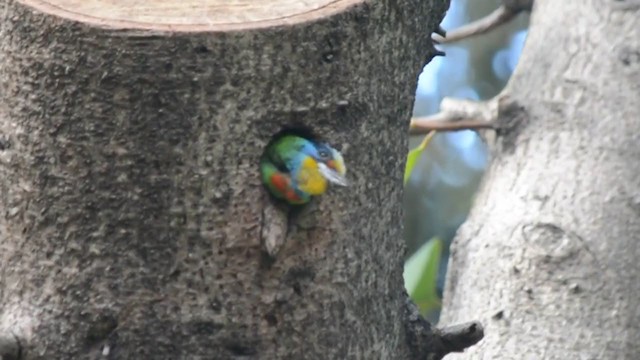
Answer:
403;0;529;322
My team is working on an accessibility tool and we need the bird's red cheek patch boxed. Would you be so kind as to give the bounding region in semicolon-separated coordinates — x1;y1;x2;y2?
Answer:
270;173;289;193
285;189;302;203
327;160;336;170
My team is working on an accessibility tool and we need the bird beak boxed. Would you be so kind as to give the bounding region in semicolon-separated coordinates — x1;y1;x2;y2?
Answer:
318;162;349;186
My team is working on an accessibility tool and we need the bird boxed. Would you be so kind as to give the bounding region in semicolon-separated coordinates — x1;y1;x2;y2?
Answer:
260;134;348;205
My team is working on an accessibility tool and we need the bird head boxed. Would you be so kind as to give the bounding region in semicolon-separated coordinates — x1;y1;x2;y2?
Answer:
295;140;348;195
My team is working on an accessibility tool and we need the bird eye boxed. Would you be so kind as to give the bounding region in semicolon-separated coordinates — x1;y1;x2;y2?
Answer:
318;149;330;159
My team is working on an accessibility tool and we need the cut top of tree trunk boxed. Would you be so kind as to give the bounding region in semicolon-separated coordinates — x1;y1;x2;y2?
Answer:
22;0;362;31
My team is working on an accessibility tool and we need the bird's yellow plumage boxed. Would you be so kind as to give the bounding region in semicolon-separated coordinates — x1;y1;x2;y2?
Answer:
296;156;328;195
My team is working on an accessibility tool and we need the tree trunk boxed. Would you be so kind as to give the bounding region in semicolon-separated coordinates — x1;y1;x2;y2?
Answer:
0;0;466;359
440;0;640;358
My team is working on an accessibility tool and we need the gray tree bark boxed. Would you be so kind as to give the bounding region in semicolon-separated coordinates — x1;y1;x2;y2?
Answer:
0;0;482;359
440;0;640;359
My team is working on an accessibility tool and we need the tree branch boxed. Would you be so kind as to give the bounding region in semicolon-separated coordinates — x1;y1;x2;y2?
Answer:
435;322;485;355
404;297;483;359
433;0;533;44
409;97;499;135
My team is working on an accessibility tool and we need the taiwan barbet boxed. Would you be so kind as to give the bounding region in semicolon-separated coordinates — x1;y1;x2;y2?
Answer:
260;134;348;205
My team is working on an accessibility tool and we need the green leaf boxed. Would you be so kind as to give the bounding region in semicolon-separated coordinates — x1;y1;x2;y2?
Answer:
403;131;435;185
403;237;443;314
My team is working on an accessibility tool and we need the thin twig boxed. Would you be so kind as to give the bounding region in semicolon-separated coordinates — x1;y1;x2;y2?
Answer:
410;119;496;133
433;0;533;44
434;25;447;38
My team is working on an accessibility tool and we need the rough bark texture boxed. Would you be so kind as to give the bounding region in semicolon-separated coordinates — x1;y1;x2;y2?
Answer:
0;0;452;359
440;0;640;359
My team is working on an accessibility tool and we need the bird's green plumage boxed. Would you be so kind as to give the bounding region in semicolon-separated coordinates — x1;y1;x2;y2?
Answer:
260;136;311;204
265;135;307;172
